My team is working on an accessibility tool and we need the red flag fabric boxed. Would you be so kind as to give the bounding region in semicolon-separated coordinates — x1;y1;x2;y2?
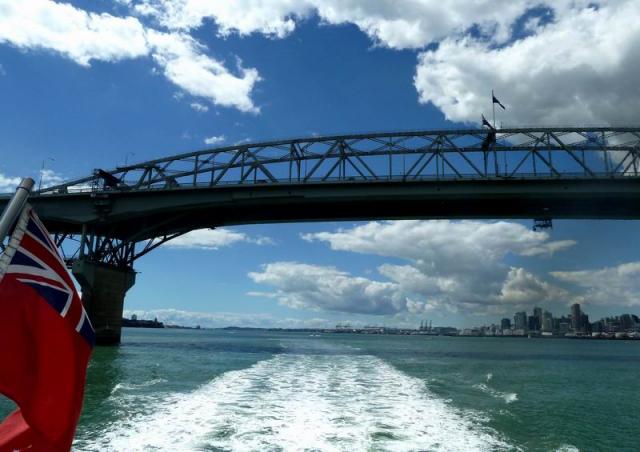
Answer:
0;409;48;450
0;206;94;451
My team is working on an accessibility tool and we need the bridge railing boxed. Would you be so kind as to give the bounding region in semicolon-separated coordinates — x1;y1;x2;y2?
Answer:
36;128;640;195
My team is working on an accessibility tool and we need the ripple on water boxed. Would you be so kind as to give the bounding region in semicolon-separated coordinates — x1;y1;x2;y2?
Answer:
474;383;519;405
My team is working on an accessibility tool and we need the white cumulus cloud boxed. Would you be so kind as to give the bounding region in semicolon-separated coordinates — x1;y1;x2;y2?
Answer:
166;228;273;250
519;240;577;257
414;1;640;125
0;172;22;193
146;31;260;113
303;220;573;264
134;0;308;38
0;168;67;193
296;220;574;314
248;261;418;315
5;1;636;122
551;262;640;307
38;168;65;189
0;0;148;66
123;308;334;329
497;267;566;306
190;102;209;112
132;0;548;48
0;0;260;112
131;0;640;125
203;135;225;145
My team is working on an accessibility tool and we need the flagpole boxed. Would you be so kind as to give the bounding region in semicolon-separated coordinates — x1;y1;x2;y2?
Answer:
0;178;34;244
492;90;496;128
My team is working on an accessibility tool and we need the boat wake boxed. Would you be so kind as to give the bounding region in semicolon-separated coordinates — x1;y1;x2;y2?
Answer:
76;354;514;451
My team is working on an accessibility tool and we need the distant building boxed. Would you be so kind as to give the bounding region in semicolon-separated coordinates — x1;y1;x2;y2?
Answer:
542;311;553;333
591;320;604;333
514;311;528;331
534;307;543;327
581;313;590;333
605;317;620;332
122;316;164;328
528;315;540;332
571;304;582;331
433;326;458;335
620;314;634;331
461;328;482;336
501;318;511;330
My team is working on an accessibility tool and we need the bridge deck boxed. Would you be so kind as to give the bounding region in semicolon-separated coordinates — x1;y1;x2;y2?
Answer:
22;177;640;240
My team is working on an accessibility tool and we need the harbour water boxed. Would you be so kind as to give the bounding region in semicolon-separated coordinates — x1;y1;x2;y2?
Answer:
2;328;639;451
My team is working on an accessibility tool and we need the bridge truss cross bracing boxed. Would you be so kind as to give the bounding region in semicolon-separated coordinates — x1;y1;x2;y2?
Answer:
40;127;640;195
31;127;640;269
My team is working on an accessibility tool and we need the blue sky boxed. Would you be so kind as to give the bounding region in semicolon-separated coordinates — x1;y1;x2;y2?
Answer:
0;0;639;328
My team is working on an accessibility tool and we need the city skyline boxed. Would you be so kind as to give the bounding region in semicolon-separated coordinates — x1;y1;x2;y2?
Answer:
456;303;640;337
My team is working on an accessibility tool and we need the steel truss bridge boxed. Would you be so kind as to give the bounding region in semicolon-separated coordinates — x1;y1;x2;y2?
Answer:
3;126;639;344
7;126;640;268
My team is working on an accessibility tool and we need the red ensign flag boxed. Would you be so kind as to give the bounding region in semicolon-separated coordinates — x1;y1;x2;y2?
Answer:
0;205;94;451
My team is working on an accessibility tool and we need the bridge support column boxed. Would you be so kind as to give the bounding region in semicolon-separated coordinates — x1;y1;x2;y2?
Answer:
72;260;136;346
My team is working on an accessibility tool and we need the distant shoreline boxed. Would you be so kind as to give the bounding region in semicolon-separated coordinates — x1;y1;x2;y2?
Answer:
215;326;640;340
122;324;640;340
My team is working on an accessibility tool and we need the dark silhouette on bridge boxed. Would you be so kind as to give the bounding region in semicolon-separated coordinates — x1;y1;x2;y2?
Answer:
3;127;639;344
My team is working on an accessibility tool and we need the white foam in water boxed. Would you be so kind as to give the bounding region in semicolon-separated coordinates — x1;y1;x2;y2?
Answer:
77;355;514;451
110;378;168;395
556;446;580;452
474;383;518;405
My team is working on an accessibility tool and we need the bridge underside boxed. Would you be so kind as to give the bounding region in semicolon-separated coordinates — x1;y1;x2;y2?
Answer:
30;178;640;240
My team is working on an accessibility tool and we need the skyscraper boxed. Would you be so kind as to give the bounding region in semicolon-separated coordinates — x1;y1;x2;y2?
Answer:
501;318;511;330
571;304;582;331
514;311;527;331
542;310;553;333
534;307;543;325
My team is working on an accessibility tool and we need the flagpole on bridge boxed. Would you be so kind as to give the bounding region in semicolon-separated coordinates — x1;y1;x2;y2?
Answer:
0;178;34;244
492;90;496;128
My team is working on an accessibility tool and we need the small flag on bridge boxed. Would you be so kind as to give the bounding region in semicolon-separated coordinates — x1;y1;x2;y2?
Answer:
481;114;494;130
492;92;506;110
0;204;93;451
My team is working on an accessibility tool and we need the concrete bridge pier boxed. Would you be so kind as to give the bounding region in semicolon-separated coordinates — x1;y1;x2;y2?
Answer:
72;260;136;345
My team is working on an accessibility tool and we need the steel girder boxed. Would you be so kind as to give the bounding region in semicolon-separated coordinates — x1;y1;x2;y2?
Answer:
34;128;640;195
53;230;186;268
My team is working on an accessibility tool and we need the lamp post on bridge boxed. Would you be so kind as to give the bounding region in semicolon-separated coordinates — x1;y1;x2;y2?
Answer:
37;157;55;192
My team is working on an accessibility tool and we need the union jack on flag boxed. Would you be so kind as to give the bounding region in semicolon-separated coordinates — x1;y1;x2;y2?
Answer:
0;205;94;346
